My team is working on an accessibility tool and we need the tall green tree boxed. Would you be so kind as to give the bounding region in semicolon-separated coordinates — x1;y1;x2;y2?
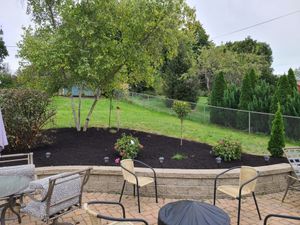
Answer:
209;72;226;125
268;103;285;157
239;71;255;110
210;72;226;106
197;45;269;91
20;0;195;131
225;36;273;76
0;28;8;71
271;75;291;112
287;68;297;93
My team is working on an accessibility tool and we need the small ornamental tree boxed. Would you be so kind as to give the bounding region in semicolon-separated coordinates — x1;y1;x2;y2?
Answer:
172;101;191;146
268;103;285;157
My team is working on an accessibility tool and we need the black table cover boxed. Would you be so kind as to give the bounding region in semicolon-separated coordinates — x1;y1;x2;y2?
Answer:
158;200;230;225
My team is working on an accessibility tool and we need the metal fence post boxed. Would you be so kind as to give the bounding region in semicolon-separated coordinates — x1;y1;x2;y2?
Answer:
248;111;251;133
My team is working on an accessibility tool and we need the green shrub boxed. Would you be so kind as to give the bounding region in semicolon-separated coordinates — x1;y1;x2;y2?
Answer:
0;89;55;151
172;101;191;146
212;137;242;161
268;103;285;157
114;133;143;159
171;153;187;160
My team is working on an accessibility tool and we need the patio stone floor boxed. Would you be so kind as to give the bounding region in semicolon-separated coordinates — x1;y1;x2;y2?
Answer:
6;191;300;225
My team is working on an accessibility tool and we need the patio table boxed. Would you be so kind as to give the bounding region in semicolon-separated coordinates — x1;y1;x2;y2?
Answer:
158;200;230;225
0;175;30;225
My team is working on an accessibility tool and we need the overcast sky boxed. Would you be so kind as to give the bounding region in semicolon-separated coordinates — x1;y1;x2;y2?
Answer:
0;0;300;74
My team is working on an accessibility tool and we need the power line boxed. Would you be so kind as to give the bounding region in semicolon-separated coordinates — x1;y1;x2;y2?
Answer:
213;9;300;39
6;46;18;48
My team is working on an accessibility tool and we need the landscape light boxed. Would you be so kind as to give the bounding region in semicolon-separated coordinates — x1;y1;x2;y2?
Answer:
104;156;109;164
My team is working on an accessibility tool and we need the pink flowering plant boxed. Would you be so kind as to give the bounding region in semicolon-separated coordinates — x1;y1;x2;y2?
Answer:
212;137;242;161
114;133;143;159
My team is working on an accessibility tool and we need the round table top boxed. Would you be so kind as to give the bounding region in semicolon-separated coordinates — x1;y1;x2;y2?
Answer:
0;175;30;198
158;200;230;225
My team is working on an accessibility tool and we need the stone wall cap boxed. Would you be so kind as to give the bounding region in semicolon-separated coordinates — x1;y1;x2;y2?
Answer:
36;163;291;178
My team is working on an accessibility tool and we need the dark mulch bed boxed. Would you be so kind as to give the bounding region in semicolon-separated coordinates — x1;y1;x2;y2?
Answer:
18;128;287;168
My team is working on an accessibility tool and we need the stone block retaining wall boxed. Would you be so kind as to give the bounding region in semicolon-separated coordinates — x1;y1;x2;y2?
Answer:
36;163;291;199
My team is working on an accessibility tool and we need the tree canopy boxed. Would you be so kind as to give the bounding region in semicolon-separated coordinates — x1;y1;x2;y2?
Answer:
0;28;8;71
19;0;197;131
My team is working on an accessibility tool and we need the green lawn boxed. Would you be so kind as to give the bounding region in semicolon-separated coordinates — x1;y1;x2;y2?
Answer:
50;96;298;155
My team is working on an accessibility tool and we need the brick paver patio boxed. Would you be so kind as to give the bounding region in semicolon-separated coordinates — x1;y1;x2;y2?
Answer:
6;191;300;225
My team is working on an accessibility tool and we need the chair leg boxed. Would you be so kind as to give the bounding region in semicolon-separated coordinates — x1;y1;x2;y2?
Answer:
282;176;292;202
119;180;126;203
237;197;241;225
252;192;261;220
154;180;158;203
137;185;141;213
213;187;217;205
133;184;136;197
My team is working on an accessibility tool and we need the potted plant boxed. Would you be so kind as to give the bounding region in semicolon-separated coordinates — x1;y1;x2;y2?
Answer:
114;133;143;159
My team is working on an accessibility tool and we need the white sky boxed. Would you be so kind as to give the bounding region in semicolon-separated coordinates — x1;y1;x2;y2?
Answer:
0;0;300;74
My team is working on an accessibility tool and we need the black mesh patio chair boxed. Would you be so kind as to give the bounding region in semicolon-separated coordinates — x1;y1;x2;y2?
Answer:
264;214;300;224
213;166;261;225
282;147;300;202
119;159;158;213
84;201;149;225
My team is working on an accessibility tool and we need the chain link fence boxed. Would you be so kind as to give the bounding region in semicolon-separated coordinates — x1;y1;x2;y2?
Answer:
115;91;300;140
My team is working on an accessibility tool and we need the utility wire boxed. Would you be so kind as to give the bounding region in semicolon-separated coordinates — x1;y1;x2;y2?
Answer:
213;9;300;39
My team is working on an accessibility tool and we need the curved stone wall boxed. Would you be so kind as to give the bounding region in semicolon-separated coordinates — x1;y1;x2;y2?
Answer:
36;163;291;199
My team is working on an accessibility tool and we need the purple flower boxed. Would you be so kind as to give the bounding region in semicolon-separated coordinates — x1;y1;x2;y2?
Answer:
115;158;120;164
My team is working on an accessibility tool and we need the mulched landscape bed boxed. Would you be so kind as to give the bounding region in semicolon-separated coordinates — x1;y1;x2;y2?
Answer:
19;128;287;169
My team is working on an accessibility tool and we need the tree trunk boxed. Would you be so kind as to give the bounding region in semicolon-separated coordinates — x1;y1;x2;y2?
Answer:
70;95;80;131
77;86;83;131
83;89;100;132
180;119;183;146
108;96;112;128
116;108;120;131
205;74;210;92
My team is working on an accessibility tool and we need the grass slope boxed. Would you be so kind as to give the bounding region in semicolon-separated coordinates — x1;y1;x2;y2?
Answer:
50;96;298;155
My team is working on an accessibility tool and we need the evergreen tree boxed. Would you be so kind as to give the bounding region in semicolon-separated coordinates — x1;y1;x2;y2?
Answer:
248;69;256;90
268;103;285;157
210;72;226;106
239;71;253;110
270;75;291;113
287;68;297;93
210;72;226;124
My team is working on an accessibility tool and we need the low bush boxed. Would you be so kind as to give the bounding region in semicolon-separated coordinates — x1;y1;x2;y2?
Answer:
213;137;242;161
114;133;143;159
171;153;187;160
0;89;55;151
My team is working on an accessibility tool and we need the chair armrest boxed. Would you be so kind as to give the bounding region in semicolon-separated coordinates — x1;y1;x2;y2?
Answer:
238;172;259;197
86;201;126;218
87;201;148;225
120;163;139;186
133;160;157;180
264;214;300;225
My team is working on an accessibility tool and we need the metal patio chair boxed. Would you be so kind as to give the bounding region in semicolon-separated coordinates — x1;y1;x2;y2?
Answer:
119;159;158;213
264;214;300;224
22;168;92;225
213;166;261;225
84;201;149;225
282;147;300;202
0;153;35;223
